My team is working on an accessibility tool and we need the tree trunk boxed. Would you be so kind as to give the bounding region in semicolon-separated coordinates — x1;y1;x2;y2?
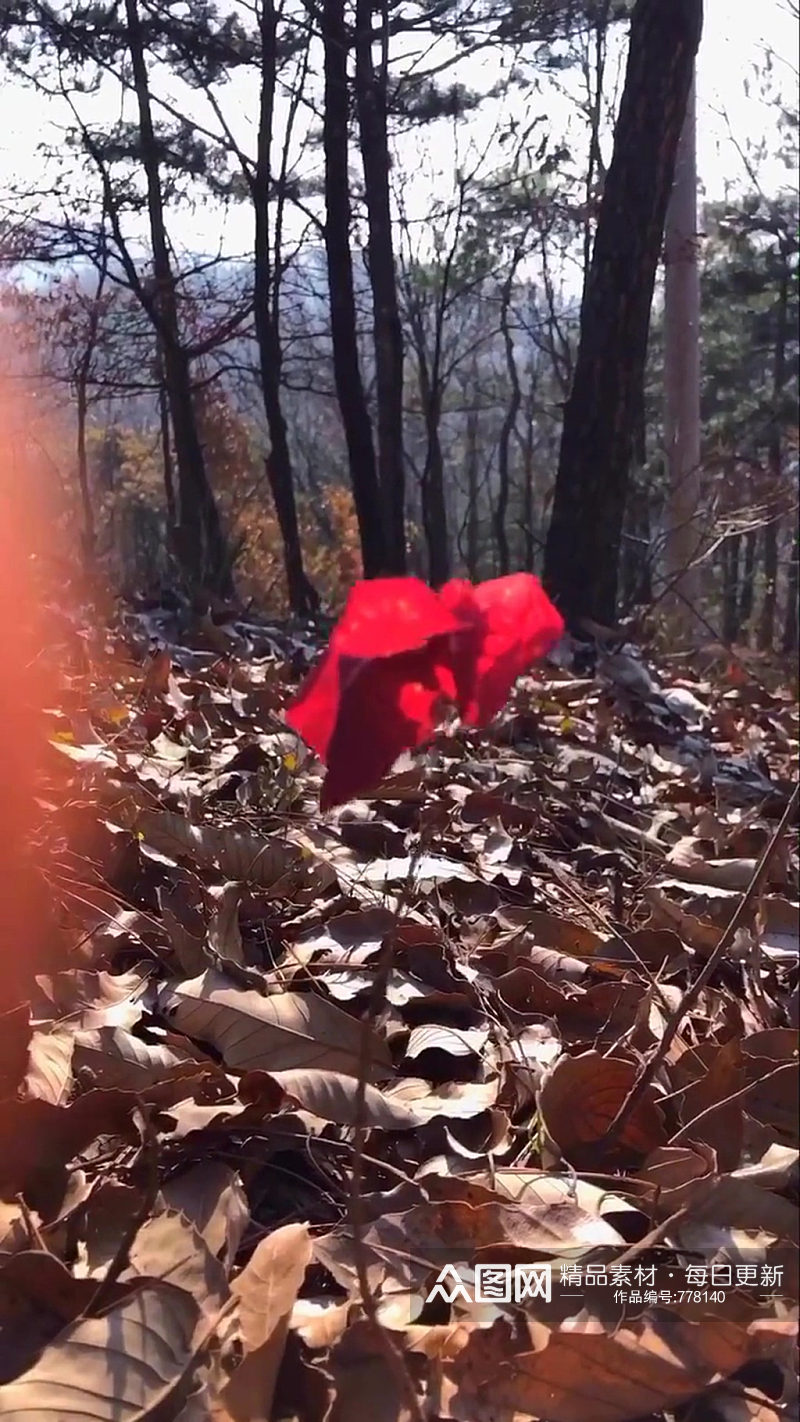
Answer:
75;378;95;563
543;0;702;627
465;398;480;578
782;520;798;655
620;358;652;607
759;520;779;650
495;267;521;576
124;0;230;598
722;532;740;644
422;413;450;586
758;255;789;650
255;0;318;615
418;357;449;585
354;0;406;573
739;528;757;636
521;396;536;572
157;350;177;529
663;68;702;627
74;248;109;566
321;0;386;578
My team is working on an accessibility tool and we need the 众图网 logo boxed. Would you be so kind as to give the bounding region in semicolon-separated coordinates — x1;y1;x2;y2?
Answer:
426;1263;552;1305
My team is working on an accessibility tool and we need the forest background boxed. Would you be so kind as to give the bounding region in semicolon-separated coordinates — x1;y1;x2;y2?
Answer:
0;0;797;650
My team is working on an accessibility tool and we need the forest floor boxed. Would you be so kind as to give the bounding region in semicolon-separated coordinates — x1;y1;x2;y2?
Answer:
0;596;797;1421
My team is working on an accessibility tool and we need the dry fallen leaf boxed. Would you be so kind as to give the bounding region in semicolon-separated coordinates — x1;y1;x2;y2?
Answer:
0;1283;200;1418
247;1067;428;1128
538;1050;668;1164
222;1222;313;1422
126;1206;229;1319
160;1162;250;1268
158;970;393;1078
433;1315;797;1422
7;588;797;1422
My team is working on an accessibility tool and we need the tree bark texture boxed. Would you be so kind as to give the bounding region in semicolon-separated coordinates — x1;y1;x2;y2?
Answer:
544;0;703;627
124;0;231;598
354;0;406;573
495;267;521;576
255;0;318;615
739;528;757;632
782;521;798;655
418;357;450;585
663;68;702;624
722;532;740;645
758;255;789;649
322;0;387;578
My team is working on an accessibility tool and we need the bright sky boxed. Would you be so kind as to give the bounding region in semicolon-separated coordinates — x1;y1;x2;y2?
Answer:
0;0;796;259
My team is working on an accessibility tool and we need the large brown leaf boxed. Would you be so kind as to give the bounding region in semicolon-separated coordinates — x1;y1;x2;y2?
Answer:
158;970;392;1078
73;1026;203;1090
161;1162;250;1268
0;1283;200;1419
133;811;334;896
431;1316;797;1422
222;1222;313;1422
539;1050;667;1164
256;1068;427;1128
126;1206;229;1319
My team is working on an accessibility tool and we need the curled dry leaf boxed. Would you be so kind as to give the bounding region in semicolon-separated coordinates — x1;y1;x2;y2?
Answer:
23;1030;74;1104
481;1170;647;1231
667;837;762;892
290;1298;352;1350
538;1051;668;1164
246;1068;427;1129
292;906;395;962
132;810;335;896
383;1077;499;1121
0;1202;30;1255
405;1024;489;1061
733;1143;798;1191
33;967;150;1031
206;882;245;966
634;1142;718;1215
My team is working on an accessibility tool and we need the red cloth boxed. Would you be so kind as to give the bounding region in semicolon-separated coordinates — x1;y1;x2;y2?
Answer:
286;574;564;808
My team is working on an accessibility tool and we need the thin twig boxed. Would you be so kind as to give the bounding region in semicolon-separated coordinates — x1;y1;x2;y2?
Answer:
670;1062;796;1145
613;1205;691;1266
604;782;798;1146
16;1193;48;1251
349;942;425;1422
537;849;674;1016
88;1107;160;1316
348;867;426;1422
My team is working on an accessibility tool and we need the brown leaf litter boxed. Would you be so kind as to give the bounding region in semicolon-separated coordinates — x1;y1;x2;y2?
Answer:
0;607;796;1420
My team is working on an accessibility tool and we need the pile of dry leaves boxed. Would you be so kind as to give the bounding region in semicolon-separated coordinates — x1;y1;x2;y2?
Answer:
0;599;796;1422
